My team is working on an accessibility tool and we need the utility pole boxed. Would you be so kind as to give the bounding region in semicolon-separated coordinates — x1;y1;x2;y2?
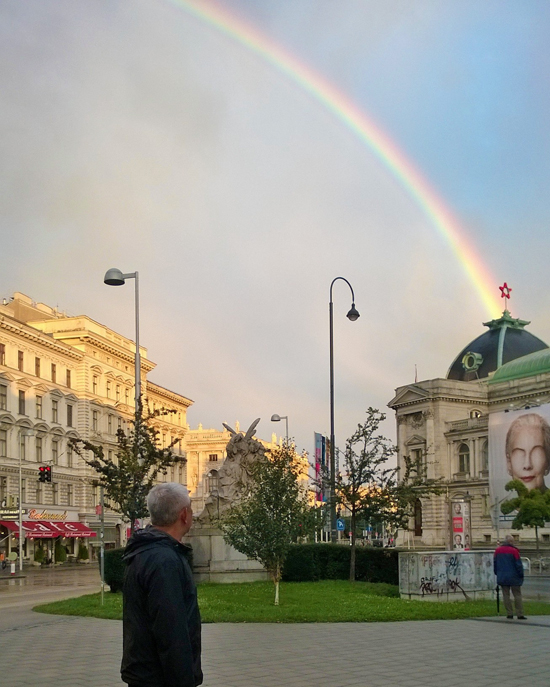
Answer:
100;485;105;606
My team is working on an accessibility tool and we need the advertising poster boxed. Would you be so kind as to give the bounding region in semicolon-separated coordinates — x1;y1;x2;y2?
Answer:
489;405;550;522
451;500;471;550
314;432;326;502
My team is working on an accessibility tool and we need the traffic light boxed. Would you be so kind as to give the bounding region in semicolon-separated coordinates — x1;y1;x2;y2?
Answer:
38;466;52;483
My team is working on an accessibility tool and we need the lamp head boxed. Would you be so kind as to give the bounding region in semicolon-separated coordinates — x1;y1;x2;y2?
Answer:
271;414;281;422
346;304;360;321
104;268;126;286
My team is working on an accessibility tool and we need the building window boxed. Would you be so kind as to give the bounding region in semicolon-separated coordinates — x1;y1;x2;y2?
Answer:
411;448;423;473
92;375;98;394
0;429;6;457
458;443;470;474
36;437;42;463
0;384;6;410
117;417;122;431
125;388;129;405
19;433;25;460
470;409;482;419
52;482;59;505
18;350;23;371
414;499;423;536
67;405;73;427
0;343;5;365
481;440;489;472
51;363;56;382
92;410;98;432
52;439;59;464
0;476;7;501
108;414;113;434
116;385;120;402
106;381;111;398
21;478;26;504
35;481;42;504
67;484;73;506
52;399;58;423
35;357;41;377
208;454;218;462
66;369;71;388
67;443;73;468
36;395;42;419
18;390;25;415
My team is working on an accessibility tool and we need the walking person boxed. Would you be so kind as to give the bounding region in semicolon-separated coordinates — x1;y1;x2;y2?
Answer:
494;534;526;620
121;483;202;687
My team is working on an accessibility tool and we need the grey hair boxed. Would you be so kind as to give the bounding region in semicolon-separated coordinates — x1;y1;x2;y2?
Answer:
506;413;550;464
147;483;191;527
504;534;515;545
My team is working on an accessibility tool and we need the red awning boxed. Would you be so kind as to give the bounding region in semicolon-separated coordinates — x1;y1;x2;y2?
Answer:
0;521;97;538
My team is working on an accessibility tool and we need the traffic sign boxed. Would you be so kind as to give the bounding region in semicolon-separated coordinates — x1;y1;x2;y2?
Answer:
336;518;345;531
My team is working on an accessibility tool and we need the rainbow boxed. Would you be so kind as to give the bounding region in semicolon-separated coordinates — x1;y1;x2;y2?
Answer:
168;0;501;317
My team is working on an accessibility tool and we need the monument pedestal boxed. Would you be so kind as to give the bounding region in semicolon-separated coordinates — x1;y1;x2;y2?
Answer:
185;527;269;583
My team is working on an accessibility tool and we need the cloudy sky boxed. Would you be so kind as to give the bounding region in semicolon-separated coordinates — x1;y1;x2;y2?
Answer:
1;0;549;455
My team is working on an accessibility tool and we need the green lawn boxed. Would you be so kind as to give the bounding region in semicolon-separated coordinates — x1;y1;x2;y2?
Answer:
33;580;550;623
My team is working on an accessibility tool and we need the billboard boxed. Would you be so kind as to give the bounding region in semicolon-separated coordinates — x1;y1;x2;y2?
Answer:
314;432;327;502
489;404;550;522
450;500;471;550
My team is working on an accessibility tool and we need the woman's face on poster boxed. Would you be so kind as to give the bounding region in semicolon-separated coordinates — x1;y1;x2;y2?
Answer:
507;424;549;491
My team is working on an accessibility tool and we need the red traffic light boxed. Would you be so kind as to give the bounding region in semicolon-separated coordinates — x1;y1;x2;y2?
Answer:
38;466;52;483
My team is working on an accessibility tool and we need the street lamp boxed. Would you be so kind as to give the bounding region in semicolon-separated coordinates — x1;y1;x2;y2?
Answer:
18;427;34;571
329;277;359;543
270;414;289;441
104;268;141;432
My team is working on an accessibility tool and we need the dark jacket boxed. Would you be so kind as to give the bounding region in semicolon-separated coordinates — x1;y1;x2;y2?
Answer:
493;543;524;587
121;526;202;687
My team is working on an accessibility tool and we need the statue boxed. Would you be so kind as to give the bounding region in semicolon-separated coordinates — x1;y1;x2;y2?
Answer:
196;419;267;526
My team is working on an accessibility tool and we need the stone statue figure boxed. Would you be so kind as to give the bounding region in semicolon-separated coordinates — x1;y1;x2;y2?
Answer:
196;418;267;526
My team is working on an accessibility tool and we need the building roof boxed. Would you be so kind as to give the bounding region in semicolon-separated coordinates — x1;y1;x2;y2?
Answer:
489;346;550;384
446;310;548;382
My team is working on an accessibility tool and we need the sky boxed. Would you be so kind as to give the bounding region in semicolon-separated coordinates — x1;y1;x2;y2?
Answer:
1;0;550;457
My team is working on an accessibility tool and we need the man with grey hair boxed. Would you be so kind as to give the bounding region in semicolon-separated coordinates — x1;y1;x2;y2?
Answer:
494;534;526;620
121;483;202;687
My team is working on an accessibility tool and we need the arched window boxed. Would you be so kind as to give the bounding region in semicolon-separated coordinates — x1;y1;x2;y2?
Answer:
470;409;482;419
458;443;470;474
207;470;219;495
481;440;489;472
414;499;422;537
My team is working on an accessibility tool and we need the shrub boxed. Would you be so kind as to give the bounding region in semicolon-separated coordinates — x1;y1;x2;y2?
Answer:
34;546;45;564
104;544;194;593
282;544;399;585
55;541;67;563
77;543;89;561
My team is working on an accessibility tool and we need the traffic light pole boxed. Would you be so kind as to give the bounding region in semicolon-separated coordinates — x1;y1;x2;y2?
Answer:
100;486;105;606
18;445;22;572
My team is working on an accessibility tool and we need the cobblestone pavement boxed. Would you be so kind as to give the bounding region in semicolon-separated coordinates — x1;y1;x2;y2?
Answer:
2;605;550;687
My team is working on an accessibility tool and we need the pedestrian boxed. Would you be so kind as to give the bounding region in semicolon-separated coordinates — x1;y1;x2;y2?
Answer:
494;534;526;620
121;483;202;687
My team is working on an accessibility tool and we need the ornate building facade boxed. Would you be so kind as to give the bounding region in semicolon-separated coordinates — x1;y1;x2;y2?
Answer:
388;305;550;549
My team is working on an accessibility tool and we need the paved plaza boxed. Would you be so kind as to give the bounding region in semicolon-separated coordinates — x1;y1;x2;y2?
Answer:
2;568;550;686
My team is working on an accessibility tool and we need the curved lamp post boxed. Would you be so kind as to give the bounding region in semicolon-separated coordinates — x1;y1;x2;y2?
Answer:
270;414;289;441
103;269;141;425
329;277;360;543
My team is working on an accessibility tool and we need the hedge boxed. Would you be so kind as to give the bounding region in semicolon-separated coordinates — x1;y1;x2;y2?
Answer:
282;544;399;584
104;545;194;593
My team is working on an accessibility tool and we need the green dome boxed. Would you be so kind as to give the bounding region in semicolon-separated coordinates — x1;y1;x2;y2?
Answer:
489;347;550;384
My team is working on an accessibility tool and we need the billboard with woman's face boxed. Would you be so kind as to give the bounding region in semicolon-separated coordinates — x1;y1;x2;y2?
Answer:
489;406;550;519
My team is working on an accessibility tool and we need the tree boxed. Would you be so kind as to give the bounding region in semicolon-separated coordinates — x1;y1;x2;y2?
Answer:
501;479;550;554
221;440;314;605
333;408;396;581
72;407;185;530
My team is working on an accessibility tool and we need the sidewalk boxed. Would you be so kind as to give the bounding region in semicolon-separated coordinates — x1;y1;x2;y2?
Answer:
2;608;550;686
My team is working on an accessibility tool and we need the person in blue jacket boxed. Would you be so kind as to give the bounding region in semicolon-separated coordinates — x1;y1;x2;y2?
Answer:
494;534;526;620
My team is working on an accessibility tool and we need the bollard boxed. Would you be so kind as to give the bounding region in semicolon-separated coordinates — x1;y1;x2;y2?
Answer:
10;562;16;576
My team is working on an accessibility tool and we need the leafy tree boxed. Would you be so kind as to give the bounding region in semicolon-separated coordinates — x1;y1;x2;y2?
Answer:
221;440;315;605
333;408;396;581
501;479;550;554
72;407;185;530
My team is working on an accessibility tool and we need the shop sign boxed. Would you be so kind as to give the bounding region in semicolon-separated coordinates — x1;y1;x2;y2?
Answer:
28;509;68;521
0;508;28;520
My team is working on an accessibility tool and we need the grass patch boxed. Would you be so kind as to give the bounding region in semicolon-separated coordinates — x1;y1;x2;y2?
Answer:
33;580;550;623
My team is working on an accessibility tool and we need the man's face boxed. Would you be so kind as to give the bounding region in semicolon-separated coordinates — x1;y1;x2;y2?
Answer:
507;425;549;491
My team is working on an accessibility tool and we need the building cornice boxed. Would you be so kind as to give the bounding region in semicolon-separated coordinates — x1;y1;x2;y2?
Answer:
0;317;83;360
146;381;193;407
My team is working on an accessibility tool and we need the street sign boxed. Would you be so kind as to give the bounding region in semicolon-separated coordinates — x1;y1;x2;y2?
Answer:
336;518;345;531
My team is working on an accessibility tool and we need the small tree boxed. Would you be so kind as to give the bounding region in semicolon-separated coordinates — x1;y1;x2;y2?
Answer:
501;479;550;554
333;409;396;581
221;441;314;605
72;408;185;530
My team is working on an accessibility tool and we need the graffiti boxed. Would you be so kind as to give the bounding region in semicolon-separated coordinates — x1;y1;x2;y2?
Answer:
419;575;466;597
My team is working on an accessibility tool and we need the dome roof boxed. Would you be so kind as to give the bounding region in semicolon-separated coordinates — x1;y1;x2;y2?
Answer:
447;310;548;382
489;347;550;384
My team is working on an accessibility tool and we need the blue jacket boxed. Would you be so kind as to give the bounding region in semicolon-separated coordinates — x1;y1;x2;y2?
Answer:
493;543;524;587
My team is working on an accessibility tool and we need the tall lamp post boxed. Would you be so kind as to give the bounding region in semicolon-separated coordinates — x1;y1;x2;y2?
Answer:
104;268;141;435
329;277;360;543
18;427;34;571
270;414;289;441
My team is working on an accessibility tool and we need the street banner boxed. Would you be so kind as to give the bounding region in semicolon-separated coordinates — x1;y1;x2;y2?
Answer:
451;500;471;550
314;432;327;502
